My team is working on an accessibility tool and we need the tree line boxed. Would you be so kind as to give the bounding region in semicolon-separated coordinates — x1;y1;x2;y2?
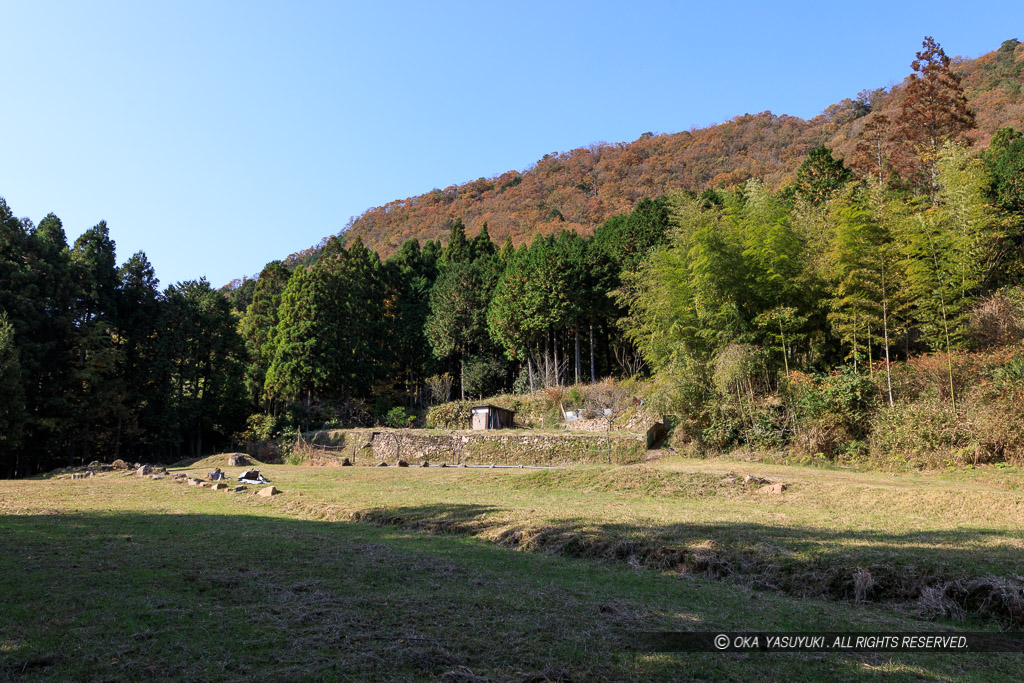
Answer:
0;210;246;477
0;190;668;476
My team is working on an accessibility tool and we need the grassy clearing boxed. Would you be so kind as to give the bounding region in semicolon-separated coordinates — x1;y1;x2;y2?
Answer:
2;459;1023;681
237;454;1023;623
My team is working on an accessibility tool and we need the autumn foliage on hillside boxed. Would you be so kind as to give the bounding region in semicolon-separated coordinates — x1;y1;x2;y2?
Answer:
289;39;1024;262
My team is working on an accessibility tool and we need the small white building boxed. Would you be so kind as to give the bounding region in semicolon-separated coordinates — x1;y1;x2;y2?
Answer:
469;404;515;430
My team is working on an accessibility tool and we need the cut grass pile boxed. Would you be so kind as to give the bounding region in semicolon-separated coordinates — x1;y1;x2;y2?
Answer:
1;456;1022;680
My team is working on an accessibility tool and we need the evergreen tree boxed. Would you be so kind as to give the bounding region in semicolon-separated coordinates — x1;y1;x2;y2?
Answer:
794;146;853;204
160;279;246;458
0;313;27;477
68;221;123;461
471;222;496;260
386;239;438;407
898;144;1007;409
264;266;321;408
440;218;471;267
239;261;292;408
825;187;905;404
115;251;165;458
425;259;489;398
986;127;1024;213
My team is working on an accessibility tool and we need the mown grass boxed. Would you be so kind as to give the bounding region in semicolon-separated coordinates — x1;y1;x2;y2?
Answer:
1;457;1022;681
250;454;1024;616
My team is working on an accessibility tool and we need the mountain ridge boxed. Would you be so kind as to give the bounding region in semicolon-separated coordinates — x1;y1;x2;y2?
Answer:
262;39;1024;274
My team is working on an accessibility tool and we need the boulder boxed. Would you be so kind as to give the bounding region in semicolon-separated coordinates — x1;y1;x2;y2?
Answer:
229;485;247;493
397;460;409;468
136;465;154;477
211;482;228;490
341;458;353;467
256;486;279;497
187;478;204;486
756;483;787;495
227;453;249;467
111;459;130;470
150;473;166;480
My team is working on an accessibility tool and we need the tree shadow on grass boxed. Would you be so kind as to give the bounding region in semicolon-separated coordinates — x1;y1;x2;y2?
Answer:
2;508;1014;682
339;502;1024;627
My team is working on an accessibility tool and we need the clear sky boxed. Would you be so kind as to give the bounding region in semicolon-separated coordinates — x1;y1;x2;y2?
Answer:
2;1;1022;287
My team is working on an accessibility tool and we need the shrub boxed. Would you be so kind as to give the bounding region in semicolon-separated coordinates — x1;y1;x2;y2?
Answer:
713;344;771;396
238;413;280;444
868;400;961;468
512;366;532;395
565;386;585;408
425;400;473;429
787;367;878;458
970;287;1024;349
425;373;454;405
385;406;416;428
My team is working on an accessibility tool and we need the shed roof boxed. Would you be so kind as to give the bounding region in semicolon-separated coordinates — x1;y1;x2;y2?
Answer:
470;404;516;414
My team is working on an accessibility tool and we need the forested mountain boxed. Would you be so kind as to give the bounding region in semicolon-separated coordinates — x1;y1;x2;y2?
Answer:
5;37;1024;478
271;39;1024;266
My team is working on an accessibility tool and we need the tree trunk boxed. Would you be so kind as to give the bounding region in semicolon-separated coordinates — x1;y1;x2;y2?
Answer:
866;326;874;377
543;334;551;387
553;329;560;387
602;325;612;377
460;357;465;400
852;317;858;374
589;323;595;383
574;328;581;385
527;355;536;394
876;266;892;405
114;415;122;460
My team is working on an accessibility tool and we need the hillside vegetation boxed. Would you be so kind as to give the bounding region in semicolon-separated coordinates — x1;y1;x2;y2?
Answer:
276;39;1024;264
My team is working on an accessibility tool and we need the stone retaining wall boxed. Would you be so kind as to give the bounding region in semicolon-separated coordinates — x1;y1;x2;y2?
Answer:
301;428;647;466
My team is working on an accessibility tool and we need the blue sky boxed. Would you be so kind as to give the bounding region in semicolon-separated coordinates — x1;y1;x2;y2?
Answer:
2;1;1022;287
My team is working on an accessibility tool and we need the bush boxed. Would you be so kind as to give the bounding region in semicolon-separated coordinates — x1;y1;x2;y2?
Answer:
425;400;473;429
425;373;454;405
565;386;584;408
970;287;1024;349
786;367;878;458
385;406;416;428
238;413;280;444
868;400;960;468
512;366;532;395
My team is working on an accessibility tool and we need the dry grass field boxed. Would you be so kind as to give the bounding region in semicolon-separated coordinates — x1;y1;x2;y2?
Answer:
2;454;1022;681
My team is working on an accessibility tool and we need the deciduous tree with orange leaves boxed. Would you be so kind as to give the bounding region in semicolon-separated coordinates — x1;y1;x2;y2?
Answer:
892;36;976;198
